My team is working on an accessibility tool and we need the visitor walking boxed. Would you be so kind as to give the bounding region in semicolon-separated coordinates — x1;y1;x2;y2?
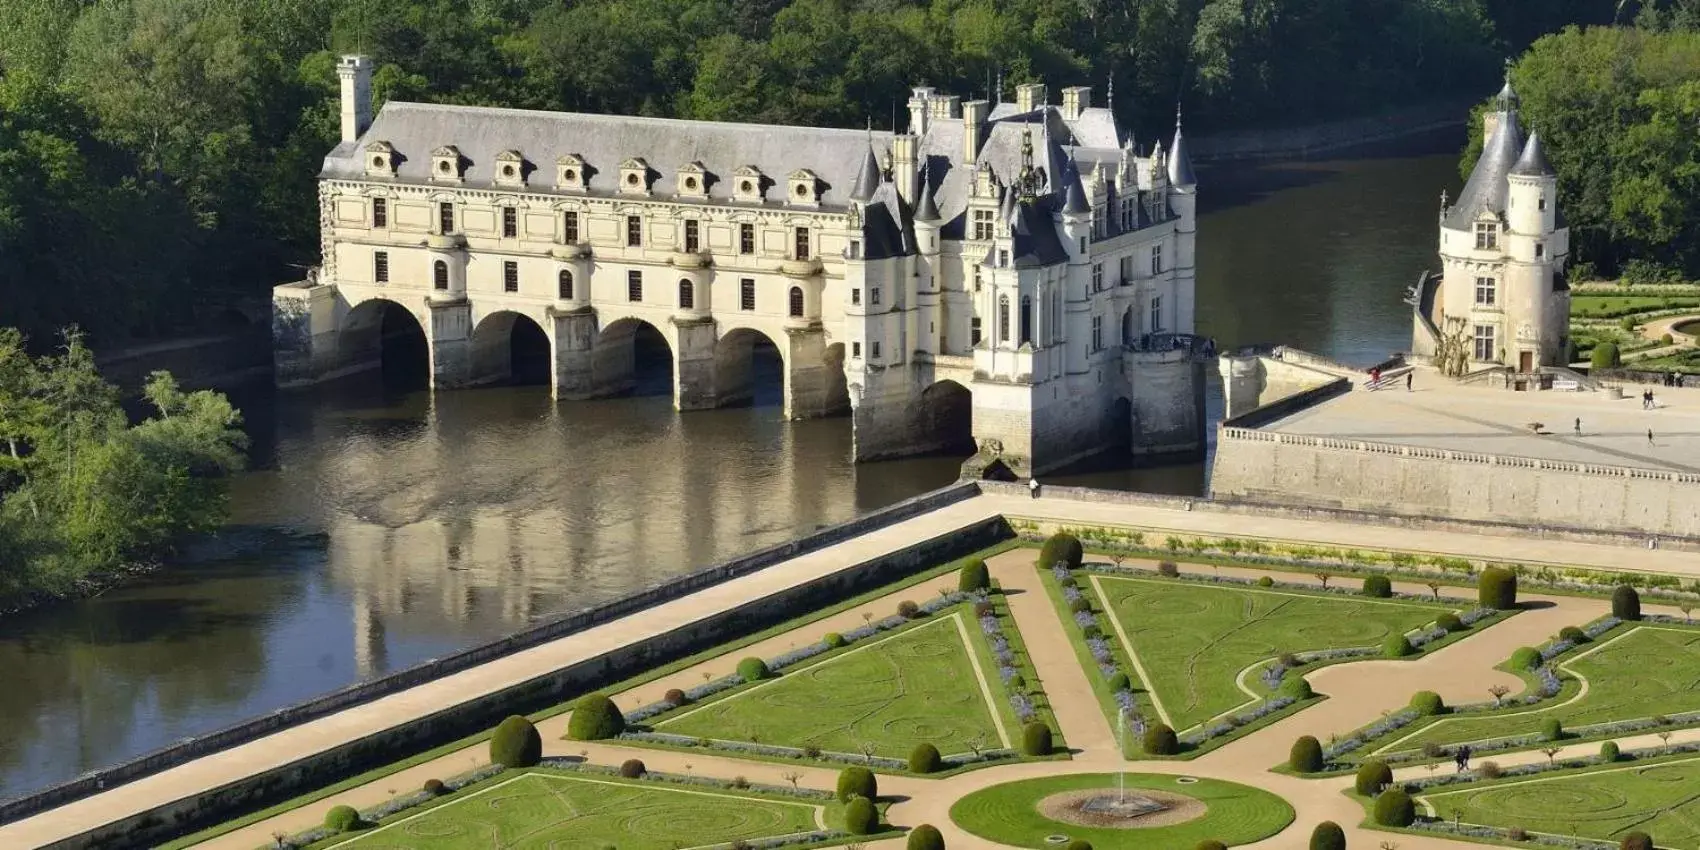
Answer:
1029;477;1040;499
1459;745;1473;773
1574;417;1581;436
1405;372;1413;392
1369;367;1382;389
1649;429;1656;445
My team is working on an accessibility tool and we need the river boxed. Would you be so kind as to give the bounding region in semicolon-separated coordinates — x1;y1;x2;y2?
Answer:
0;144;1461;799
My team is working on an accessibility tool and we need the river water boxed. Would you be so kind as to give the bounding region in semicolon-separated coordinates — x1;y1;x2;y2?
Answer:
0;146;1460;799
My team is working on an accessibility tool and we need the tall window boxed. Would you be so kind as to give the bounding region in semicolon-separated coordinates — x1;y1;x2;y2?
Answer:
502;207;518;238
372;198;387;228
998;295;1010;343
626;215;643;247
433;260;449;291
627;270;643;301
1150;244;1163;275
970;317;982;346
678;279;694;309
852;341;862;358
870;287;881;306
794;227;810;260
1019;296;1032;345
373;251;389;284
739;223;755;254
1119;256;1133;285
1473;324;1496;361
973;268;982;292
1535;243;1545;259
1149;295;1162;333
1092;206;1106;238
1091;315;1103;352
1474;222;1499;250
788;286;804;317
740;278;756;310
503;261;519;293
870;341;881;360
684;219;700;253
1119;197;1136;231
848;239;861;259
438;202;454;234
562;211;579;244
972;209;995;240
558;270;573;300
998;249;1009;267
1474;276;1496;306
851;288;861;305
1092;263;1104;292
1538;195;1547;212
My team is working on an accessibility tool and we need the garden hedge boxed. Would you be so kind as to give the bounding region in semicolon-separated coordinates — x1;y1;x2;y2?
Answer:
1411;691;1445;716
1144;723;1178;755
1558;625;1587;643
909;742;942;773
1613;585;1642;620
907;824;945;850
737;656;771;682
844;796;878;835
324;804;362;832
1289;735;1324;772
1362;574;1392;598
1355;760;1393;796
1373;788;1415;827
1478;566;1518;610
566;694;627;741
836;767;877;802
959;558;990;591
490;715;543;767
1310;820;1346;850
1022;722;1054;756
1039;533;1084;570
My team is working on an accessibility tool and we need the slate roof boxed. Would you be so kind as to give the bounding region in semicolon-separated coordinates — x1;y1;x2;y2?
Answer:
1444;109;1523;229
987;104;1121;148
1167;124;1197;188
1510;132;1555;177
1007;197;1070;268
913;177;941;223
859;181;915;260
848;144;882;201
1062;163;1090;214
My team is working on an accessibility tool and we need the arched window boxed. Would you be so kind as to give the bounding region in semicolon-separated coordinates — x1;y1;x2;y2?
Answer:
558;269;573;300
433;260;449;291
678;279;694;309
998;294;1010;343
788;286;805;317
1019;296;1032;345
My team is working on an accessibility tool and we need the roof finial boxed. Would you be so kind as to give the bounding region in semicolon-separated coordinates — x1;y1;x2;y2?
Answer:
1176;100;1184;131
1107;71;1114;110
1440;189;1449;208
995;68;1004;103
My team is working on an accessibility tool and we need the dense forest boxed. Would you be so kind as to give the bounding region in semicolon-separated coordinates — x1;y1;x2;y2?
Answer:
0;0;1630;349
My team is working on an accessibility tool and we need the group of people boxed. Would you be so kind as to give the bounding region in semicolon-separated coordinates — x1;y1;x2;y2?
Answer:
1366;367;1413;392
1453;744;1474;773
1641;388;1659;409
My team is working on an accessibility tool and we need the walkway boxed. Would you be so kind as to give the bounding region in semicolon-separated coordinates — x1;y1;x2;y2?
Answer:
4;490;1693;849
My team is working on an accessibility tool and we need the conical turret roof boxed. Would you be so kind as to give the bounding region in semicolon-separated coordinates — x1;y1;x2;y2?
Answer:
1443;106;1523;228
1062;162;1090;215
1167;112;1197;188
914;176;941;223
1510;131;1555;177
849;143;881;202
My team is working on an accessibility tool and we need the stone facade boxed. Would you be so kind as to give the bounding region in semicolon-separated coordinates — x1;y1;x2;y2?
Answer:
274;57;1210;474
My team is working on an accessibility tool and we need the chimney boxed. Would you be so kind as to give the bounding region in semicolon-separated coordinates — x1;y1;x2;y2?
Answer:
963;99;990;162
1061;86;1091;121
891;134;918;203
337;55;374;144
1015;83;1046;114
907;86;935;135
929;94;961;121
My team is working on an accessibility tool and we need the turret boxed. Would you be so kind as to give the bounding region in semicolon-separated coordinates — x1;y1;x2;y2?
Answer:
1507;132;1556;236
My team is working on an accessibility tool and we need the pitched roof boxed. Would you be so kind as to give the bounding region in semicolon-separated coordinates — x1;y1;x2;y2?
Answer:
1008;197;1069;268
1444;109;1523;229
858;181;914;260
1510;132;1554;177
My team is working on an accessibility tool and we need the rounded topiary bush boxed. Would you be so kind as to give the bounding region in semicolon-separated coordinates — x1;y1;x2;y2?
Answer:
907;823;945;850
908;742;942;773
1374;788;1416;827
1601;740;1621;762
1542;717;1564;741
1411;690;1446;716
1281;675;1314;699
566;694;626;741
1144;723;1178;755
1081;624;1102;641
325;804;362;832
1592;341;1621;370
1382;634;1416;658
1067;840;1092;850
664;687;687;706
1362;575;1392;598
422;778;446;796
1022;722;1053;756
897;599;921;619
1289;735;1324;772
1069;597;1092;614
619;758;646;778
1559;625;1587;643
737;656;771;682
1437;612;1464;632
1196;842;1228;850
1620;832;1653;850
1613;585;1642;621
1309;820;1346;850
1157;561;1180;577
1039;533;1084;570
836;766;877;802
1257;575;1275;587
959;558;990;592
844;795;878;835
1107;671;1131;692
1510;646;1542;670
490;715;543;767
1479;566;1518;610
1355;760;1394;796
823;632;847;649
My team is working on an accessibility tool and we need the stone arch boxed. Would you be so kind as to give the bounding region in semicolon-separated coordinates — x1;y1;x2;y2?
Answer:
916;379;975;456
821;342;850;415
1109;395;1133;450
1121;307;1136;347
714;325;787;409
470;310;551;386
339;297;428;388
593;316;674;397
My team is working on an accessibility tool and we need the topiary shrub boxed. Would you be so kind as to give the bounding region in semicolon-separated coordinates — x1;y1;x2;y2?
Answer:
1542;717;1564;741
664;688;687;706
325;805;362;832
1355;761;1394;796
1508;826;1529;841
958;558;990;592
566;695;626;741
1144;723;1178;755
422;778;446;796
844;796;878;835
1374;788;1416;827
1437;612;1464;632
1067;840;1092;850
1081;624;1102;641
1008;674;1026;691
1022;722;1053;756
1558;625;1586;643
1620;832;1653;850
737;656;771;682
1107;671;1130;692
908;742;942;773
1289;735;1324;772
1195;842;1228;850
1613;585;1642;621
907;823;945;850
1257;575;1275;587
1600;740;1621;762
1309;820;1346;850
490;715;543;767
1039;533;1084;570
1362;575;1392;598
1591;341;1621;370
1057;575;1077;590
836;766;877;802
1478;761;1503;779
823;632;847;649
1382;634;1416;658
1069;597;1092;614
1479;566;1518;610
619;758;646;778
1510;646;1541;670
1281;675;1314;699
1157;561;1180;577
897;599;921;619
1411;691;1446;716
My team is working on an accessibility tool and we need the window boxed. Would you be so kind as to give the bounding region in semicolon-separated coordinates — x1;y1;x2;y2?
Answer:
1150;244;1163;276
373;251;389;284
1535;243;1545;259
372;198;387;228
678;279;694;309
998;295;1010;342
1093;206;1106;238
503;261;519;293
1474;276;1496;306
1120;256;1133;286
563;211;579;244
794;227;810;260
627;270;643;301
970;317;982;346
972;209;995;240
438;202;454;234
852;341;862;358
1473;324;1496;361
870;288;881;306
1538;195;1547;212
433;260;449;291
851;288;861;306
1119;197;1136;231
788;286;804;317
1474;222;1499;250
1091;315;1103;352
973;268;982;292
848;239;861;259
558;270;573;300
684;219;699;253
1092;263;1104;292
870;341;881;360
626;215;642;247
739;223;755;255
1019;296;1032;345
502;207;517;238
1149;295;1162;333
998;249;1010;267
740;278;756;310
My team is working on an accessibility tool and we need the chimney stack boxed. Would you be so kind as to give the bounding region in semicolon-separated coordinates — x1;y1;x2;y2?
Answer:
337;55;374;143
929;95;962;121
1061;86;1091;121
891;134;918;203
907;86;935;135
963;99;990;162
1015;83;1046;114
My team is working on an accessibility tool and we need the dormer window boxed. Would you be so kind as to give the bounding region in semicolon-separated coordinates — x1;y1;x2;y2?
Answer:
788;169;820;206
364;141;396;177
431;146;464;183
620;158;651;195
677;161;708;198
556;154;587;191
494;150;526;187
733;166;764;202
1474;221;1499;251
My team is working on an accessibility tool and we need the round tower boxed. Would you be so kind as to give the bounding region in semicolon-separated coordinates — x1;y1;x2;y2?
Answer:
1167;110;1199;334
1504;131;1567;368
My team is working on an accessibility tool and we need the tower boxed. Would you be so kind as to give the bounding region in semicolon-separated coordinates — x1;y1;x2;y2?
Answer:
1167;109;1199;335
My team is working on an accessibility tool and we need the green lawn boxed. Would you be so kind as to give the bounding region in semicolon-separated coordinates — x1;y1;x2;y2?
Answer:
1570;295;1700;319
1377;626;1700;756
327;772;823;849
1091;576;1451;733
949;773;1293;848
1419;757;1700;847
658;613;1008;758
